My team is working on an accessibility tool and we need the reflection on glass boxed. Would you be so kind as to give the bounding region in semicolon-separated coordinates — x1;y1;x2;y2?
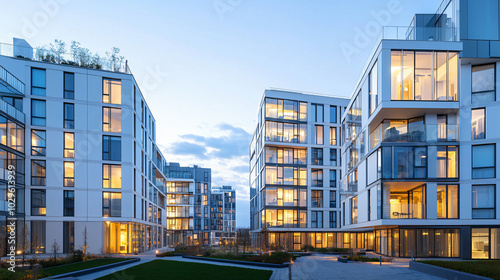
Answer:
471;109;485;139
391;51;402;100
472;64;495;103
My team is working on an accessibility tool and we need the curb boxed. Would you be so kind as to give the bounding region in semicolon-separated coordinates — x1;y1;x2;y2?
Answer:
181;255;289;268
44;257;141;279
409;261;493;280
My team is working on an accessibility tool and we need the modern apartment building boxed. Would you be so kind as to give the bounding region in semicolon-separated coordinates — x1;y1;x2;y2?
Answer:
250;0;500;260
0;38;204;256
249;89;349;250
164;162;213;245
211;186;236;245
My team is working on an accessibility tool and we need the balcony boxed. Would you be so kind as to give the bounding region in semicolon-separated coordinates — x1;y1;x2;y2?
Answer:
370;124;458;149
0;64;24;95
0;98;25;123
0;42;130;74
377;26;458;42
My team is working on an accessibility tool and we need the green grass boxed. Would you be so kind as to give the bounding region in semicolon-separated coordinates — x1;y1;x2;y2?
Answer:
419;260;500;280
96;260;273;280
43;258;133;276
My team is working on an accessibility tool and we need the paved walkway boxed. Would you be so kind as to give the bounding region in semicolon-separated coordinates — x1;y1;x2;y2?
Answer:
49;253;445;280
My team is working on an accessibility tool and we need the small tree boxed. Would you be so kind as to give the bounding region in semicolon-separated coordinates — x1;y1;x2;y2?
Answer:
51;239;60;261
49;39;66;63
106;47;124;71
81;226;88;261
18;224;30;267
31;231;41;261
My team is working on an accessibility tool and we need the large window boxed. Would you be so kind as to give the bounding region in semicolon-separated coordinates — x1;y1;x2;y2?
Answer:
437;146;458;178
329;169;336;187
391;50;458;101
315;125;324;145
382;183;426;219
103;164;121;189
311;211;323;228
0;117;24;152
31;160;46;186
381;146;427;179
64;103;75;129
264;209;303;228
472;185;495;219
103;78;121;104
103;107;122;133
31;189;46;216
330;106;337;123
351;196;358;224
31;221;46;254
472;64;495;103
103;136;121;161
329;190;336;208
31;68;46;96
63;221;74;253
472;144;495;179
64;162;74;187
264;187;306;207
369;61;378;114
103;192;121;217
311;103;324;122
265;121;307;143
64;132;75;158
311;148;323;165
265;147;306;165
311;169;323;187
471;108;485;139
330;127;337;145
264;98;307;121
64;72;74;99
63;190;74;216
31;99;46;126
31;130;46;156
329;211;336;228
265;166;307;186
437;185;458;219
311;190;323;207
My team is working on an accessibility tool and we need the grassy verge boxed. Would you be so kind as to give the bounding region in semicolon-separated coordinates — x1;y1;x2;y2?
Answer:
43;258;133;276
419;260;500;280
96;260;273;280
205;251;295;264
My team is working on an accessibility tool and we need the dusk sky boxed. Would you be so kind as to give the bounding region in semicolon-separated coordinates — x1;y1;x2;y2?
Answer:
0;0;439;227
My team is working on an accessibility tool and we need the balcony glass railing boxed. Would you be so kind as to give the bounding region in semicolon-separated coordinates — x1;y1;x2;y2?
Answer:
0;98;25;123
0;42;130;74
370;124;458;148
0;65;25;94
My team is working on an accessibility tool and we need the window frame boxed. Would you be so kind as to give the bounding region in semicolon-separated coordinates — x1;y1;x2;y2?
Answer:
437;184;460;219
31;189;46;216
31;99;46;126
471;63;496;103
63;190;74;216
471;107;486;140
64;132;75;158
64;161;75;187
64;72;75;99
102;107;122;133
64;103;75;129
31;159;46;186
102;135;121;161
31;129;46;156
472;144;496;179
472;185;496;219
31;68;46;96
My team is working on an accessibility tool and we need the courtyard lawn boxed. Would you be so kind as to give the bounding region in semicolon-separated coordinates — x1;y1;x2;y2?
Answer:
419;260;500;280
43;258;133;276
96;260;273;280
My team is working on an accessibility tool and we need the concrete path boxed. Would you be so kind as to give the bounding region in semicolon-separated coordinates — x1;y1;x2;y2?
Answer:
47;253;445;280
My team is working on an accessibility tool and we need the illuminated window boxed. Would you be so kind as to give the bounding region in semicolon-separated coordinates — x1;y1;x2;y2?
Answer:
437;185;459;218
64;161;74;187
103;107;122;133
31;189;46;216
103;192;121;217
311;190;323;207
102;78;121;104
31;130;46;156
330;127;337;145
103;164;121;189
64;132;75;158
351;196;358;224
437;146;458;178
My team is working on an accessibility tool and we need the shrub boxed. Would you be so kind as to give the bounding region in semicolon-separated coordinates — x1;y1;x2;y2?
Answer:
262;251;295;264
72;249;84;262
301;245;315;252
156;251;175;257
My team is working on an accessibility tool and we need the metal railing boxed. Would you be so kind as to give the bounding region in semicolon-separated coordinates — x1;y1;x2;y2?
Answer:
370;124;459;148
0;42;131;74
0;65;25;94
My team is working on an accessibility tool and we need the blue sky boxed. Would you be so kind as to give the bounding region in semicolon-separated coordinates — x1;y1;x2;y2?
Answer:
0;0;439;227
